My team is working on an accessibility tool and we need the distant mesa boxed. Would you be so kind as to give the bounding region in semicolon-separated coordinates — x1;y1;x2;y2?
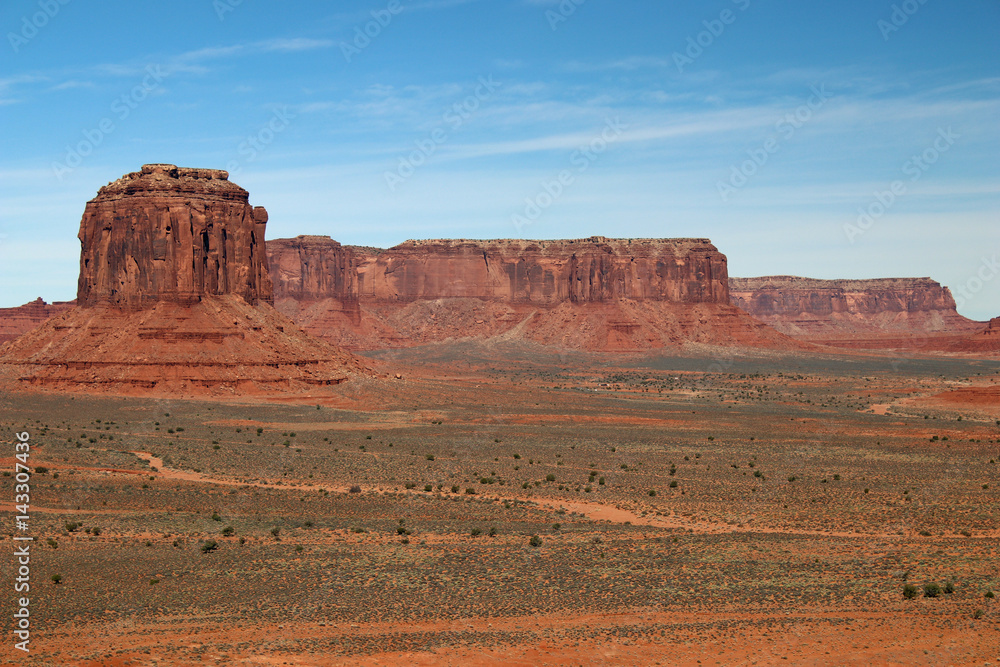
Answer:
729;275;983;348
0;298;75;344
266;235;799;352
0;165;366;395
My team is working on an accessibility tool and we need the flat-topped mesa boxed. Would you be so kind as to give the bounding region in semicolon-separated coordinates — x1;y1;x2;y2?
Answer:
77;164;272;310
342;237;727;305
729;275;980;336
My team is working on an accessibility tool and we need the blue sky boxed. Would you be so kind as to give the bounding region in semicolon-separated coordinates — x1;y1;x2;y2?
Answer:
1;0;998;319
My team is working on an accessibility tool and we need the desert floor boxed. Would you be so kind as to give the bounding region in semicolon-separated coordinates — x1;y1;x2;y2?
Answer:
2;344;999;665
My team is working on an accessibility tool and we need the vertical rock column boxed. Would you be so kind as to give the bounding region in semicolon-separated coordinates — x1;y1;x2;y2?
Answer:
77;164;273;310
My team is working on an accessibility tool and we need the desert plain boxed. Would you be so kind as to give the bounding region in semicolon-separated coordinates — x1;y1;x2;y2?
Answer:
2;342;999;666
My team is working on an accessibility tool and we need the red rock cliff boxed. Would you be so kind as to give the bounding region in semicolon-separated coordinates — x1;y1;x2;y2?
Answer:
264;236;802;351
268;236;729;305
77;164;272;310
0;298;76;344
729;276;981;338
268;236;359;302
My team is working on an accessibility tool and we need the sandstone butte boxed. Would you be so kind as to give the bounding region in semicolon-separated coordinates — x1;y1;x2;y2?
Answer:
266;235;798;352
728;275;985;348
0;165;366;395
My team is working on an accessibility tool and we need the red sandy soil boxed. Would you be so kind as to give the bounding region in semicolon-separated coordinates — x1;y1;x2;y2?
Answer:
70;610;997;667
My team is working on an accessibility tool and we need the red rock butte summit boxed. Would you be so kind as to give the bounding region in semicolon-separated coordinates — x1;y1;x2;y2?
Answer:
77;163;272;309
0;165;366;395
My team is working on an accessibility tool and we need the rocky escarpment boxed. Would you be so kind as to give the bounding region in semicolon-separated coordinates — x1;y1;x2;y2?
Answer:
0;298;76;344
268;236;799;351
729;276;982;340
355;237;729;304
77;164;272;310
0;165;366;395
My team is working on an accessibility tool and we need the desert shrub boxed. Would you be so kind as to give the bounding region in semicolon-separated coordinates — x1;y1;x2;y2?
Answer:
211;512;221;522
349;485;361;493
598;477;605;485
903;584;919;599
34;466;48;474
271;527;280;538
648;490;657;497
46;538;58;549
923;583;941;598
465;488;477;495
404;482;416;489
833;474;841;481
488;527;497;537
91;527;100;536
424;484;432;492
974;609;984;619
529;535;542;547
546;474;556;482
944;581;955;594
425;454;435;461
787;475;798;482
985;591;995;599
919;530;931;537
65;521;79;532
470;528;482;537
200;540;218;553
221;526;235;537
51;574;62;584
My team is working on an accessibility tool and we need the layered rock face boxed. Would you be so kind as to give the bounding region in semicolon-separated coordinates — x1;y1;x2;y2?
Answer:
0;166;365;395
729;276;981;341
267;236;360;323
77;164;272;309
354;238;729;304
0;298;75;344
268;236;798;351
